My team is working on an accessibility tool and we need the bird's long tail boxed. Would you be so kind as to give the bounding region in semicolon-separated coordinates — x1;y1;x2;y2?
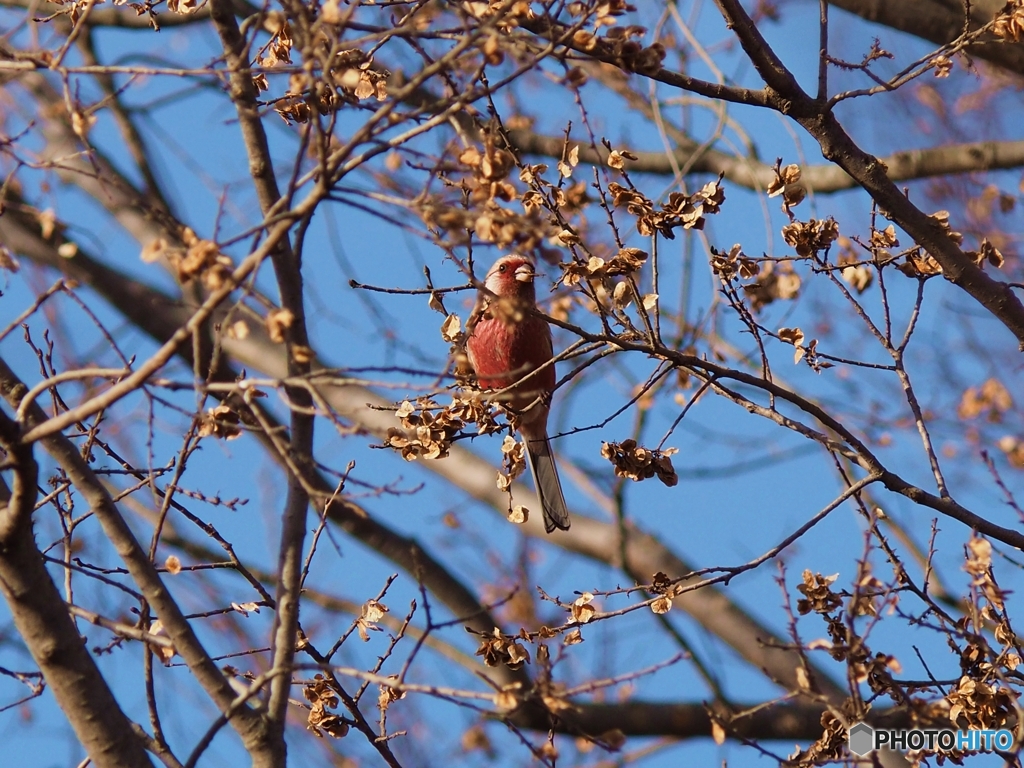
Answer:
524;435;570;533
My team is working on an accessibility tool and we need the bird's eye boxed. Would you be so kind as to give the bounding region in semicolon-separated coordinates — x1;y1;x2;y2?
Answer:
498;264;507;273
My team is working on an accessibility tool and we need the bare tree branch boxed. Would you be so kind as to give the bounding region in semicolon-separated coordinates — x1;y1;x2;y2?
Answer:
0;201;527;690
0;358;279;765
0;410;156;768
708;0;1024;346
0;200;848;703
512;698;911;740
829;0;1024;77
509;130;1024;192
209;0;314;744
4;3;1020;761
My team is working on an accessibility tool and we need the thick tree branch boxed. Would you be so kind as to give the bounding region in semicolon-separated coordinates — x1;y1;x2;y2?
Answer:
509;130;1024;192
0;205;527;697
503;4;1024;345
517;15;772;108
401;58;1024;191
4;0;1007;759
702;0;1024;347
803;107;1024;351
0;411;155;768
0;209;846;703
14;215;295;443
209;0;314;740
513;697;910;740
0;358;278;764
829;0;1024;77
152;526;888;743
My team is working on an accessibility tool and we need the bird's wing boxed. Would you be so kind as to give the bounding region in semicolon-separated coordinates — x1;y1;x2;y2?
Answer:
465;292;490;337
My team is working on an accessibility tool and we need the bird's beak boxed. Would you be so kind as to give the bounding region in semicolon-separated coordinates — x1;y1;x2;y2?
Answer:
514;264;535;283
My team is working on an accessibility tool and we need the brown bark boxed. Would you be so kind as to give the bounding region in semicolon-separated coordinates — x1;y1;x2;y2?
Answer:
0;360;278;766
209;0;314;749
0;412;155;768
509;130;1024;193
829;0;1024;77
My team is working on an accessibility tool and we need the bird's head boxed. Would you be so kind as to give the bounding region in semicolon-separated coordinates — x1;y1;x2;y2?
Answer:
484;255;538;301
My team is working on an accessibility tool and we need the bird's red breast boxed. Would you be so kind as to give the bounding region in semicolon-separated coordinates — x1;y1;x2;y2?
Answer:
468;311;554;393
466;255;556;424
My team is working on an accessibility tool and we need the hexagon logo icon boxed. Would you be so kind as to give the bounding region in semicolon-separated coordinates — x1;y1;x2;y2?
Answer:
848;722;874;756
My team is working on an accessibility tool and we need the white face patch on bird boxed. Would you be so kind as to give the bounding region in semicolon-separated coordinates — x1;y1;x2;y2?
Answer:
485;256;536;296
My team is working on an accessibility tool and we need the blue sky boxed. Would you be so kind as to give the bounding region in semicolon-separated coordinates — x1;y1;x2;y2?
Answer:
0;1;1022;766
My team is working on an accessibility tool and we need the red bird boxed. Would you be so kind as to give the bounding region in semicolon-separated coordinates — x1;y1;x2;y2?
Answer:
466;255;571;532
